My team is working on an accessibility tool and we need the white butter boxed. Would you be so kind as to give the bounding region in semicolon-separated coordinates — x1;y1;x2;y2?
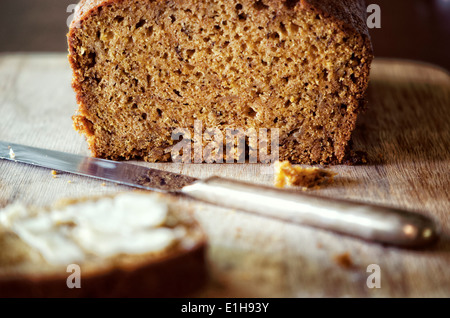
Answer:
73;227;176;258
0;193;176;265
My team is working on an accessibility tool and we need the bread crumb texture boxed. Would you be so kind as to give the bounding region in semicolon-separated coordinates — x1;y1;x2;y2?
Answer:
68;0;373;164
274;160;336;189
333;252;353;269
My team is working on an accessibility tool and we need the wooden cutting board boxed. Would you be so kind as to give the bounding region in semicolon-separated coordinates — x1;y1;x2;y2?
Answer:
0;54;449;297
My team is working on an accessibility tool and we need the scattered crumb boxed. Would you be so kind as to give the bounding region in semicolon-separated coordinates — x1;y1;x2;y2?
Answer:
67;181;73;184
9;148;16;160
51;170;58;176
274;160;336;189
333;252;353;269
316;242;323;249
101;183;106;187
342;150;368;165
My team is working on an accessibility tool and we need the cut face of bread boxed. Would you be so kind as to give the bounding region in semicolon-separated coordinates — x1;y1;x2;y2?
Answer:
0;193;207;298
69;0;373;164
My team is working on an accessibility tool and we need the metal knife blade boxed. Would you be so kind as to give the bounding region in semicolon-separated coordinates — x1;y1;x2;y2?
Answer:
0;141;197;192
0;140;440;248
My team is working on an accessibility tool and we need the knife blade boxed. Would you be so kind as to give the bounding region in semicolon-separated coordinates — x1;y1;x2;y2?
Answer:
0;141;439;248
0;141;196;192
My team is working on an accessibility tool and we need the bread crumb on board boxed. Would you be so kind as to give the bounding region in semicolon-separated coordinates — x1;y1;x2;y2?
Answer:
274;161;337;190
333;252;353;269
342;150;368;165
51;170;58;178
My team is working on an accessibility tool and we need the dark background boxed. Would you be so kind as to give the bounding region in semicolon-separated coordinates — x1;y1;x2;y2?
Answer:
0;0;449;71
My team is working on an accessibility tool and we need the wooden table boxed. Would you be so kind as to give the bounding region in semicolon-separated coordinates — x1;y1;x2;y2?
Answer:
0;54;449;297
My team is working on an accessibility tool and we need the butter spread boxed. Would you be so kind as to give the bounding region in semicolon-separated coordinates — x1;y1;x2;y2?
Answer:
0;193;178;265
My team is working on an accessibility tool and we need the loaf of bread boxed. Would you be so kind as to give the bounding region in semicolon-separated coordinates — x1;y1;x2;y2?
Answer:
68;0;373;164
0;192;207;297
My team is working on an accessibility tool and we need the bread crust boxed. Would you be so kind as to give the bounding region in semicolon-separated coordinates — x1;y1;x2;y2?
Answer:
0;242;207;298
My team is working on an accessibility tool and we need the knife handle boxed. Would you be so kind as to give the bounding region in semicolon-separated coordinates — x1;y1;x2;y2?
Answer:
182;176;439;248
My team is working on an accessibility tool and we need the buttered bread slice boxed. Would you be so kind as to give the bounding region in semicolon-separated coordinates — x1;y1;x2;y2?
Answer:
0;192;207;298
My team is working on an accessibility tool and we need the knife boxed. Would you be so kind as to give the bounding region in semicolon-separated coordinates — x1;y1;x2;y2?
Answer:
0;141;439;248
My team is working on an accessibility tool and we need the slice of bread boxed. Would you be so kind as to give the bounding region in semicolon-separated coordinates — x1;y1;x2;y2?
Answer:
68;0;373;164
0;192;207;298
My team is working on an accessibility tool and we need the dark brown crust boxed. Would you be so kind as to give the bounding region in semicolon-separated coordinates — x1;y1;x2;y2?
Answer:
0;242;207;298
68;0;373;163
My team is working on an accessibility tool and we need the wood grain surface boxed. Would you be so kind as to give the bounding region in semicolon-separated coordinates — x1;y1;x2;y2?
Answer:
0;54;449;297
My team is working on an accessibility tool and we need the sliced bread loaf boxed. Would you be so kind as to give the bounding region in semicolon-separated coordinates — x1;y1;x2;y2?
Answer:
69;0;373;164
